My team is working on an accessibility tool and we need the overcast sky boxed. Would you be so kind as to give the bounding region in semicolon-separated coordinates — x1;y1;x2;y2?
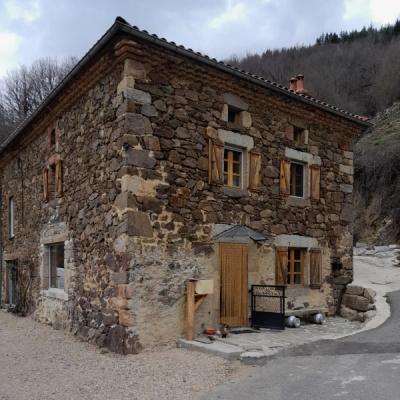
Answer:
1;0;400;79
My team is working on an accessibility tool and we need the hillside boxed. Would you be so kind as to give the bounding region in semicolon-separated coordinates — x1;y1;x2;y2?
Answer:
354;103;400;245
358;102;400;144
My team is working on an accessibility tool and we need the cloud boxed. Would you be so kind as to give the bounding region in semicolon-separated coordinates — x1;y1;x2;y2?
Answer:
209;0;247;29
5;0;41;22
0;31;21;76
370;0;400;25
345;0;400;25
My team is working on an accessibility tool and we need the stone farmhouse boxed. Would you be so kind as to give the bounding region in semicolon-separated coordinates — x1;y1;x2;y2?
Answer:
0;18;371;354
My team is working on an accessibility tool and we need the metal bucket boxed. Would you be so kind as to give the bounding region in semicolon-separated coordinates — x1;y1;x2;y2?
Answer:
308;313;326;325
285;316;300;328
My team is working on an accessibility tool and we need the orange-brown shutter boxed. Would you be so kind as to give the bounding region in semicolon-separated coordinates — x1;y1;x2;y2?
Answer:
56;160;63;198
310;165;320;201
208;138;224;185
310;249;322;288
249;149;261;192
279;159;290;197
276;247;288;286
43;169;49;202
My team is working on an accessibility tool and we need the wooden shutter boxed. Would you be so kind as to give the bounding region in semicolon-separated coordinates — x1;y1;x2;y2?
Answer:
56;160;63;198
310;249;322;288
276;247;288;286
310;165;320;201
43;170;49;202
208;138;224;185
279;159;290;197
249;149;261;192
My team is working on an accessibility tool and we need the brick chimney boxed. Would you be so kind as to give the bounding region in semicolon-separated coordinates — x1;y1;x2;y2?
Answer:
289;77;297;92
296;74;304;91
295;74;311;96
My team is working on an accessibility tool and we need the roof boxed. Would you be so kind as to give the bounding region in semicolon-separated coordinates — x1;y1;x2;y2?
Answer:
0;17;372;158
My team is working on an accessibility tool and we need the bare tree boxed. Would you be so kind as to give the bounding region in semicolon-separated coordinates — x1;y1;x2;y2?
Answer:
0;56;77;143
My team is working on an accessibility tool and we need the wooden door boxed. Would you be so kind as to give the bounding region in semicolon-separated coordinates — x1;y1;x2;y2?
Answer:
220;243;248;327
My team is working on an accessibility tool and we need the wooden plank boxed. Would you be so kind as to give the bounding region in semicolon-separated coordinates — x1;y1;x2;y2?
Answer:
220;243;248;327
186;281;195;340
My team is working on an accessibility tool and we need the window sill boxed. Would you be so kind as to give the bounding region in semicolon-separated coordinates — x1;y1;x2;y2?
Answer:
223;186;247;198
286;197;310;208
40;288;68;301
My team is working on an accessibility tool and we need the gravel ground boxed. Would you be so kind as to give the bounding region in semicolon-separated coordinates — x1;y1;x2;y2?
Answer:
0;311;249;400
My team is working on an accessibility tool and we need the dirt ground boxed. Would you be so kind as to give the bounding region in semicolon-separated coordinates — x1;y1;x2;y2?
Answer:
0;311;249;400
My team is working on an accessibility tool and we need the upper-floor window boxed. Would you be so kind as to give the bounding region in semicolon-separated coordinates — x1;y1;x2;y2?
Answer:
280;149;321;202
290;162;305;198
43;160;63;202
227;109;240;124
9;197;14;238
223;147;243;188
208;129;261;193
50;129;56;145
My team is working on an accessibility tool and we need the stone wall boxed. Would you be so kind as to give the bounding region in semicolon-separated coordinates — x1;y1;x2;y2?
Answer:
340;284;377;322
1;36;367;353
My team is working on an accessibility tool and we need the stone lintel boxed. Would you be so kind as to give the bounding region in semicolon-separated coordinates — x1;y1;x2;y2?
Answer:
40;233;70;244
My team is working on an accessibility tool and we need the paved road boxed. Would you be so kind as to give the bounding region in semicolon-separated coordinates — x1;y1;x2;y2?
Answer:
203;290;400;400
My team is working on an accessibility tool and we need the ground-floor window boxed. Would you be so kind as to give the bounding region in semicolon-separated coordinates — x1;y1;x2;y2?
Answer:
48;243;64;289
287;248;304;285
5;260;17;306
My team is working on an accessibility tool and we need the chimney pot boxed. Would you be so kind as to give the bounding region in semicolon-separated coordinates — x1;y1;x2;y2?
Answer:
296;74;304;91
289;77;297;92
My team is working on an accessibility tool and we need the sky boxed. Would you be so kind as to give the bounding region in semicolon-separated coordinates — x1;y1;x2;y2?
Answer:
1;0;400;79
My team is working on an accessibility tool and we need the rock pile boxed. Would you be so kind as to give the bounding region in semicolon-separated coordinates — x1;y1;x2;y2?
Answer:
340;284;377;322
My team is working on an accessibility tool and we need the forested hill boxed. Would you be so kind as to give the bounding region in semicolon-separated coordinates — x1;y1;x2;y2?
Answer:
224;20;400;118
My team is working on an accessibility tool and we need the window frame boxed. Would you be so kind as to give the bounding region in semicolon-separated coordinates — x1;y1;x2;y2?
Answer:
289;161;305;198
227;109;240;124
47;242;65;290
223;145;243;189
9;197;14;238
287;247;304;285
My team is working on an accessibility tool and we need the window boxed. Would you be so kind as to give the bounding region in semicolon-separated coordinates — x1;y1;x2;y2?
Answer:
223;147;242;188
48;243;64;289
287;248;303;285
50;129;56;145
290;162;304;197
43;160;63;202
208;133;261;192
276;246;322;288
9;197;14;238
280;155;320;201
6;260;17;306
293;128;302;146
227;109;240;124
